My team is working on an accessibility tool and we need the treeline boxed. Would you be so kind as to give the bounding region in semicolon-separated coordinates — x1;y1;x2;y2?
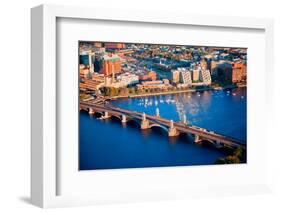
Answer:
104;87;129;97
103;86;193;97
215;147;246;164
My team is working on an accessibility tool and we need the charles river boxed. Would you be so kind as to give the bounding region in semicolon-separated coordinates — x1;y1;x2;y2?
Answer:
79;87;246;170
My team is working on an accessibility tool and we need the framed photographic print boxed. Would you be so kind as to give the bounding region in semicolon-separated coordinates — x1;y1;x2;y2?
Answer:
31;4;274;208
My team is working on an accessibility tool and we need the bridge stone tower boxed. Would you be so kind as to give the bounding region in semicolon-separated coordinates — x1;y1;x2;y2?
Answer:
156;107;160;117
102;111;111;119
141;112;150;129
183;114;188;125
168;120;179;137
89;108;95;115
121;114;127;123
194;134;202;143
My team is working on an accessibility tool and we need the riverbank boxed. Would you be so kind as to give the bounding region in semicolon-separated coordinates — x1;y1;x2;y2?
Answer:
106;84;246;100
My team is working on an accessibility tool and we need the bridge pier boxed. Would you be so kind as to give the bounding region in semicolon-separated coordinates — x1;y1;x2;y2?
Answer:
121;114;127;123
168;120;179;137
215;140;223;148
89;108;95;115
141;113;150;129
194;134;202;143
101;111;111;119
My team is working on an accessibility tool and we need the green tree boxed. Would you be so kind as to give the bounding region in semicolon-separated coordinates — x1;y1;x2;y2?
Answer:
215;147;243;164
119;87;129;96
215;155;240;164
234;147;243;158
106;87;119;97
129;87;135;95
104;87;110;96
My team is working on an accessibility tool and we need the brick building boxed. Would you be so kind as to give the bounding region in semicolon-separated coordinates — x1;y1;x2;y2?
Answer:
101;54;122;76
232;62;246;83
105;43;125;49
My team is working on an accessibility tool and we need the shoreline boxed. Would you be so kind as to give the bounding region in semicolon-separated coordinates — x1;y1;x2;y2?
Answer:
106;84;246;100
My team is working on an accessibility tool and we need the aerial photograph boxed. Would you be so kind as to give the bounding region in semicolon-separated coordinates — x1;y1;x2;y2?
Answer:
79;41;247;170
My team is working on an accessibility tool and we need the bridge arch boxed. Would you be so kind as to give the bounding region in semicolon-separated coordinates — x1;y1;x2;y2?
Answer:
126;117;141;127
80;107;88;112
199;137;221;147
110;114;122;121
149;124;169;132
95;111;104;115
87;108;104;117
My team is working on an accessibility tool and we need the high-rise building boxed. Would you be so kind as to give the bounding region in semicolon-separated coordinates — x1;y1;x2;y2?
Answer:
192;69;200;82
232;62;246;83
181;71;192;86
101;54;122;76
211;61;232;82
172;70;180;83
216;65;232;83
200;69;212;85
172;68;192;86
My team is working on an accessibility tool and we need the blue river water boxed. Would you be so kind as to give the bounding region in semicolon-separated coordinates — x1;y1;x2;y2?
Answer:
79;87;246;170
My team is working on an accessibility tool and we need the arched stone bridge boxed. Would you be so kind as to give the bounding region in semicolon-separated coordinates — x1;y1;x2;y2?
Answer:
80;101;246;150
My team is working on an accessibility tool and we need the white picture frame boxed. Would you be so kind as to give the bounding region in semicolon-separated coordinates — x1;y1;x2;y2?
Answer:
31;4;274;208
